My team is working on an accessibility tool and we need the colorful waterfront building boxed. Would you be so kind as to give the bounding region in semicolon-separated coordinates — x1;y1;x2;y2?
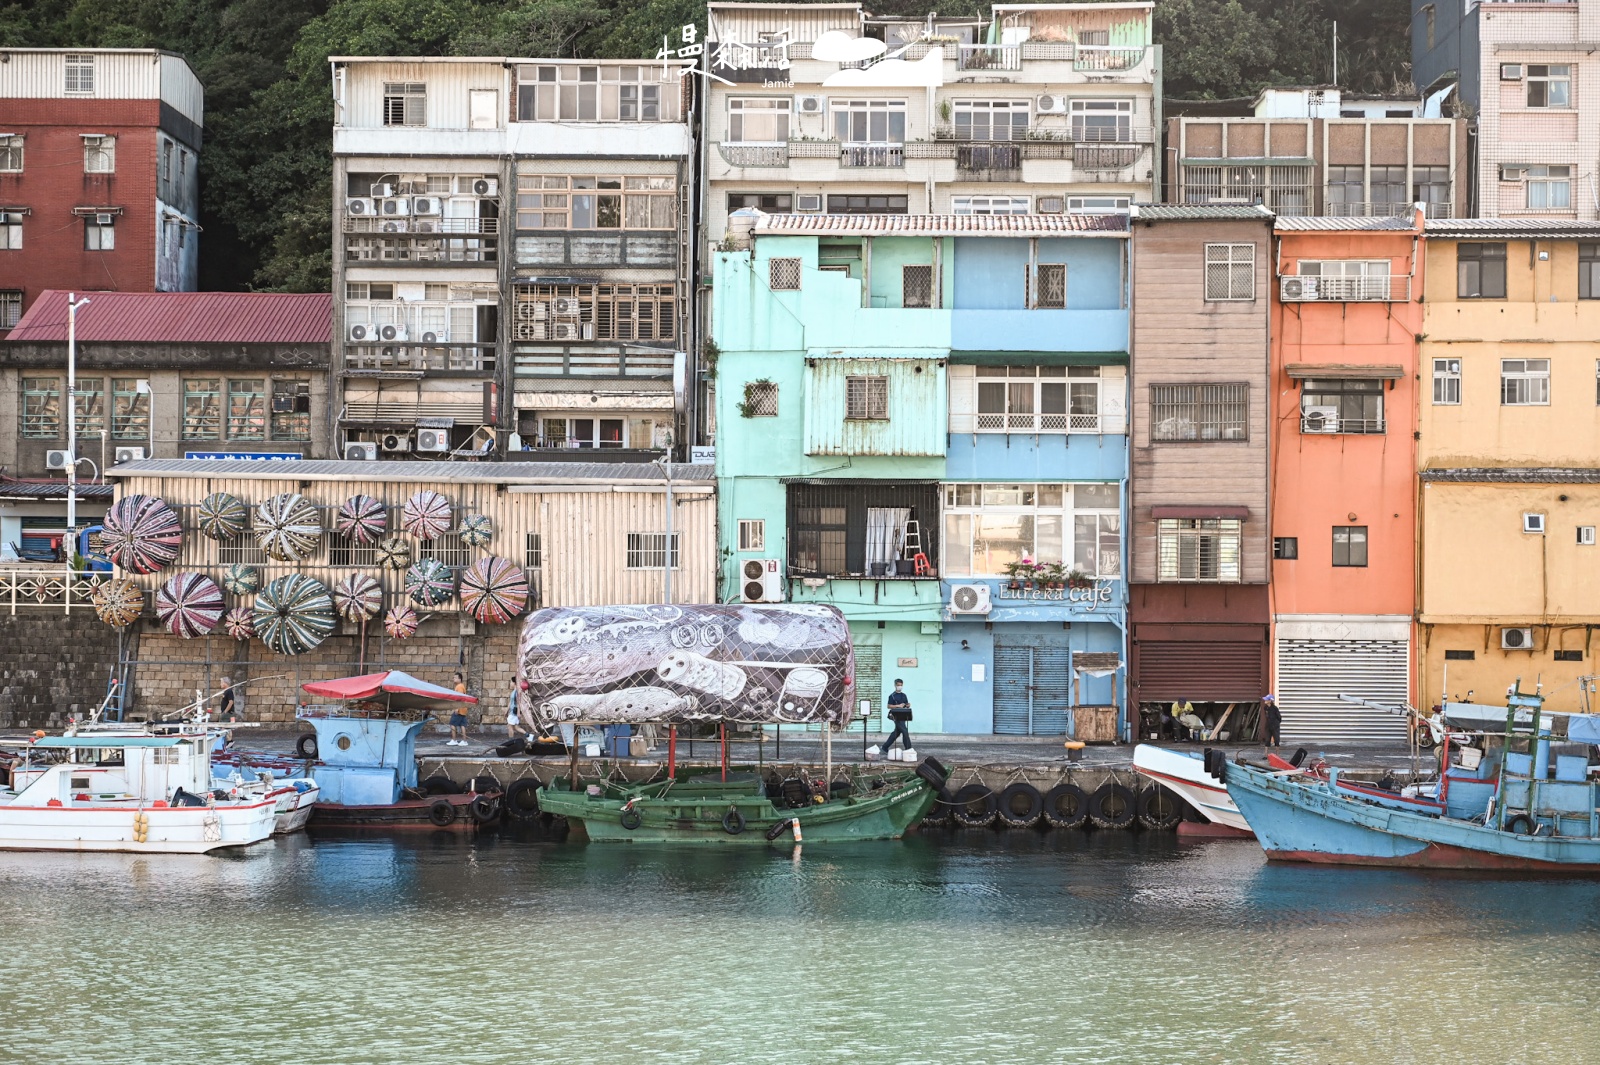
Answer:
1417;219;1600;712
1268;211;1425;741
712;212;1130;737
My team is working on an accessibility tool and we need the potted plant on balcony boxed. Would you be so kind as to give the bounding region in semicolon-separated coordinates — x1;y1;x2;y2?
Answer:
1066;567;1094;590
1042;562;1068;591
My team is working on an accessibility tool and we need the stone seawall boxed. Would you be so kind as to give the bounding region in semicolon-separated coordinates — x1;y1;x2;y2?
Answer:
0;612;130;728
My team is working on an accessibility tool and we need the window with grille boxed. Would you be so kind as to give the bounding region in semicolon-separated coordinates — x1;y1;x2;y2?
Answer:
329;532;377;567
1432;359;1461;405
82;136;114;173
514;174;674;229
64;54;95;94
743;380;778;417
902;264;933;308
626;532;680;569
74;377;105;436
271;381;312;440
1149;383;1248;442
953;100;1029;141
21;377;61;437
182;379;222;440
975;365;1103;433
420;533;473;568
1301;379;1385;433
525;532;543;569
738;519;765;551
1033;263;1066;308
1158;519;1242;582
0;136;21;172
219;528;269;566
0;290;21;329
1457;243;1506;299
1204;244;1254;300
1501;359;1550;406
1333;525;1368;567
383;83;426;126
227;380;267;440
768;257;802;290
511;283;675;342
85;218;114;250
845;376;889;420
111;379;148;439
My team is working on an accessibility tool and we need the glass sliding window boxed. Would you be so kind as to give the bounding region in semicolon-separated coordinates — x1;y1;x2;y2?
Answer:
941;483;1120;577
1527;166;1571;210
1413;165;1450;215
382;83;426;126
111;378;149;439
727;98;791;142
227;379;267;439
833;100;906;143
1070;99;1133;142
21;377;61;437
1432;359;1461;405
516;175;673;230
952;196;1029;215
1370;166;1407;209
1157;519;1242;582
518;65;676;123
1501;359;1550;406
728;193;792;213
74;377;104;436
1298;260;1393;300
1325;165;1363;211
182;379;221;440
1582;244;1600;300
1457;242;1506;299
974;366;1095;433
1527;65;1571;108
826;194;908;214
952;100;1028;140
1332;525;1368;567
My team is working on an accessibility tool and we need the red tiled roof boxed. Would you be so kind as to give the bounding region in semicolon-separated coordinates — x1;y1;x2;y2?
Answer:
753;213;1129;236
7;291;331;344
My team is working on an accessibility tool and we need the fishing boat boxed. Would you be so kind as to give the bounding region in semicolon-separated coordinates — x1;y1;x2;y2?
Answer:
1133;744;1252;834
1225;681;1600;870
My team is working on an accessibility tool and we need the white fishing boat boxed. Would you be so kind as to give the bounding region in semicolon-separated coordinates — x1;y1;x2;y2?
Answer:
1133;744;1252;834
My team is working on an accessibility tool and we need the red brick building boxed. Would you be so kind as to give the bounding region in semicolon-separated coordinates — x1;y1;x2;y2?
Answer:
0;50;203;334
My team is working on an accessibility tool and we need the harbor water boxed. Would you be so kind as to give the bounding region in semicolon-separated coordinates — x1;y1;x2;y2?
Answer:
6;830;1600;1063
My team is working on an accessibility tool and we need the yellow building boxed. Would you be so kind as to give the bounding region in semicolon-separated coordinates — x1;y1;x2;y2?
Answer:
1419;220;1600;712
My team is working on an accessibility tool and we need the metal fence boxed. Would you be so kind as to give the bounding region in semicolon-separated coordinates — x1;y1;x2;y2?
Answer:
0;568;114;615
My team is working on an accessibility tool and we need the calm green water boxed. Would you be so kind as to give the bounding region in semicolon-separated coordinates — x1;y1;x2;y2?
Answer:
5;829;1600;1064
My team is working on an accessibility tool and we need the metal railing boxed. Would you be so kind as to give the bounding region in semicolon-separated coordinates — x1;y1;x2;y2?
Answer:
0;568;114;615
718;143;789;167
343;237;498;264
973;413;1102;433
957;143;1022;172
343;216;498;234
1073;45;1145;72
1301;415;1386;435
1324;200;1454;219
1074;144;1143;170
957;44;1022;70
344;343;496;373
1280;275;1413;302
840;142;905;168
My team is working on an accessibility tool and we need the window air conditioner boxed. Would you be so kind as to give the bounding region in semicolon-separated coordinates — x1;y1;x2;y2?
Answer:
949;583;993;615
1500;165;1526;182
1500;64;1523;81
381;197;411;216
1036;95;1067;114
379;325;407;342
412;196;442;215
472;178;498;196
45;449;72;471
1501;627;1533;650
1302;406;1340;433
1281;277;1320;300
416;428;450;453
796;194;823;212
380;433;412;453
344;442;379;461
797;95;825;115
741;558;784;603
95;213;114;226
370;183;396;198
346;198;376;216
1036;196;1065;214
113;446;146;464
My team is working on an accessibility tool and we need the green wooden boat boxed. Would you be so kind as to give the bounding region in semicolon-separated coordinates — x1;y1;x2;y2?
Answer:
536;758;947;844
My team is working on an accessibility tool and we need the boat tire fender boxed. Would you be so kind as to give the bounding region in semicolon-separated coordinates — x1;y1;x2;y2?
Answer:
469;796;499;824
722;808;747;835
1089;782;1137;830
428;798;459;827
921;788;956;827
620;807;644;831
996;782;1044;828
504;778;543;820
1042;783;1089;829
765;818;794;841
1505;812;1537;836
915;757;949;791
1290;747;1309;768
421;775;462;796
294;733;318;760
464;775;499;796
951;784;997;829
1136;785;1184;831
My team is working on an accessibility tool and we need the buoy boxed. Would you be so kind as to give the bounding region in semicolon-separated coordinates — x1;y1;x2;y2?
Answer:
791;817;803;843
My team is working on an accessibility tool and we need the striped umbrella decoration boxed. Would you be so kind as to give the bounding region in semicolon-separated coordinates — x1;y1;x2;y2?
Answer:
102;494;183;574
91;578;145;628
221;564;260;596
384;605;419;640
459;556;529;625
333;572;383;623
222;606;256;641
459;513;494;548
404;557;454;606
255;493;323;562
196;492;248;542
336;494;387;545
400;490;453;541
376;534;412;570
252;574;336;656
154;572;225;639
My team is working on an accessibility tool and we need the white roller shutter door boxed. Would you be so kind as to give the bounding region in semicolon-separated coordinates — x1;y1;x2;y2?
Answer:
1277;638;1409;743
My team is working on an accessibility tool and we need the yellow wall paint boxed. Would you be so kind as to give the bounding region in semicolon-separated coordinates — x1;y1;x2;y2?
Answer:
1421;624;1597;715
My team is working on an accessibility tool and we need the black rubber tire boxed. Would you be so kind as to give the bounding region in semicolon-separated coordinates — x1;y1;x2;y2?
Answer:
915;757;949;790
293;733;317;760
1042;783;1089;829
1505;812;1537;835
495;737;527;757
1089;782;1137;830
428;798;458;827
1414;728;1436;751
620;807;643;831
1203;748;1226;781
463;775;499;795
504;778;542;820
921;788;956;827
721;808;747;835
1137;785;1184;831
421;775;461;796
764;818;793;841
469;796;500;824
996;782;1044;829
951;784;997;829
1290;747;1309;768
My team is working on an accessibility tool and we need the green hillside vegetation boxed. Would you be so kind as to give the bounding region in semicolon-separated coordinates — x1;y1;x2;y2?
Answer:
0;0;1413;294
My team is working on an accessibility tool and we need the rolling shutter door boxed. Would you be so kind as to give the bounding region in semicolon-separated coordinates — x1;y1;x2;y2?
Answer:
1136;641;1266;702
1277;638;1409;742
994;645;1032;735
1032;646;1072;735
993;644;1072;736
854;643;882;731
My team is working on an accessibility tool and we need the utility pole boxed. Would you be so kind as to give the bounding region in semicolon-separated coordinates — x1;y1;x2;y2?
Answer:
66;293;90;541
656;456;675;604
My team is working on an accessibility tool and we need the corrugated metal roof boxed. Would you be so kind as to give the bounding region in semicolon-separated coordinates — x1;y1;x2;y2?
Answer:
1275;216;1418;232
7;291;332;345
1420;467;1600;484
1132;205;1275;221
755;213;1128;236
0;479;114;500
107;459;714;485
1425;219;1600;239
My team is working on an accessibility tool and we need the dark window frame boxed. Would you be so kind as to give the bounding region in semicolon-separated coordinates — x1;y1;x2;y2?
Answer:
1332;525;1369;567
1457;242;1507;299
1273;536;1298;560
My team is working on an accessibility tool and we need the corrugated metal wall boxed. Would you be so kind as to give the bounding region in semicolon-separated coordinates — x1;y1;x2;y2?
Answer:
342;63;509;130
1276;638;1409;742
709;5;863;43
803;358;946;456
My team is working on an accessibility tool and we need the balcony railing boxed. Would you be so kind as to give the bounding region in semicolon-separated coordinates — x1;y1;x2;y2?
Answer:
957;44;1021;71
973;412;1102;433
1300;415;1385;435
343;216;499;235
0;568;115;615
1325;199;1454;219
718;142;789;167
344;237;498;264
1073;45;1145;72
840;142;905;168
1280;275;1412;303
514;349;675;378
957;142;1022;173
1073;144;1143;170
344;343;496;373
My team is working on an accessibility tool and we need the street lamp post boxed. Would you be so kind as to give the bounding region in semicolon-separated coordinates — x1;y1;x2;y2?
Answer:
654;455;674;605
66;293;90;541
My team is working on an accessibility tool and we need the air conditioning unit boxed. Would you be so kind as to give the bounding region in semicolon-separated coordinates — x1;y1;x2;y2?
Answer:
346;197;376;216
412;220;437;233
347;322;375;342
113;446;145;464
1281;276;1320;300
1302;406;1340;434
370;183;396;198
344;442;379;461
416;428;450;453
1500;63;1523;81
1500;165;1526;182
552;297;581;317
552;323;581;340
797;94;825;115
95;213;115;226
1036;94;1067;114
378;325;407;342
45;449;72;471
1036;196;1065;214
1502;627;1534;650
796;194;823;212
380;219;409;233
472;178;498;196
420;330;445;344
381;198;411;216
949;583;992;615
741;558;783;603
381;433;413;453
412;196;442;215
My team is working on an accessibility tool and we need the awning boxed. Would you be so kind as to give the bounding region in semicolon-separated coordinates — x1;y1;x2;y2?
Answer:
301;670;478;710
1285;363;1405;380
1150;505;1250;520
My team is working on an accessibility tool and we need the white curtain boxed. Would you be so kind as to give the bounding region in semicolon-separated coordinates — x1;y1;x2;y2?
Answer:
866;507;911;571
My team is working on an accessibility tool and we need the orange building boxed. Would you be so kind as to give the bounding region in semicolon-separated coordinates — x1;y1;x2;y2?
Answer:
1269;212;1423;742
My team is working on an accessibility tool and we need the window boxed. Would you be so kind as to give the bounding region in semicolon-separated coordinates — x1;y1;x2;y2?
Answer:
0;135;21;172
383;82;426;126
218;532;268;566
834;100;906;144
1527;65;1571;108
1370;166;1407;208
271;381;312;441
953;100;1028;141
517;65;675;123
540;417;625;449
82;136;114;173
84;218;114;251
738;520;766;551
827;194;908;214
769;257;801;290
1325;165;1363;211
1423;4;1435;49
1078;30;1109;46
161;141;172;184
1070;99;1133;142
181;379;222;440
941;482;1121;578
111;378;149;439
1523;512;1546;534
469;89;497;129
952;196;1029;215
1555;649;1584;662
791;503;848;574
902;264;933;308
1301;379;1384;434
1443;649;1475;661
1413;166;1450;213
1149;383;1249;442
1579;526;1596;546
1527;165;1571;210
975;365;1105;433
74;377;105;436
729;193;792;213
419;533;473;568
742;380;778;417
514;174;674;230
1332;526;1368;567
225;380;266;440
64;54;94;94
1501;359;1550;406
0;211;19;250
1432;359;1461;405
1273;536;1298;560
1458;242;1507;298
1033;263;1066;308
845;376;889;420
524;532;543;569
511;283;676;342
21;378;61;437
1297;260;1393;300
1582;245;1600;300
1067;196;1131;214
0;290;21;329
1204;244;1255;300
626;532;681;569
1158;519;1242;582
727;98;791;142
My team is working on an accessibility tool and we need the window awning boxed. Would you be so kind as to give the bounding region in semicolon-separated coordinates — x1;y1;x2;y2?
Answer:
1151;505;1250;520
1285;363;1405;380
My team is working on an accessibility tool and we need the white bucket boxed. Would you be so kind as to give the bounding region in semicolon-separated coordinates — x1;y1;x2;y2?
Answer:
583;743;601;757
866;744;881;759
886;748;903;762
901;747;917;761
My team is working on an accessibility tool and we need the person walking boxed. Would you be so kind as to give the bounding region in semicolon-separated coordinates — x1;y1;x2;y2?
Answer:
1261;694;1281;749
505;684;528;740
447;672;471;746
879;679;914;755
217;677;237;722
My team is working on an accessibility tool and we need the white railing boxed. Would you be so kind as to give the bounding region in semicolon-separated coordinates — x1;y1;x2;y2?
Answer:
718;143;788;167
957;44;1021;71
840;142;905;168
1073;45;1145;72
0;568;115;615
971;413;1102;433
1280;275;1413;302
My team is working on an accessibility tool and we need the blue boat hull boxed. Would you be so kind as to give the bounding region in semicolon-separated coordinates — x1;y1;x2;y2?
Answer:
1226;762;1600;871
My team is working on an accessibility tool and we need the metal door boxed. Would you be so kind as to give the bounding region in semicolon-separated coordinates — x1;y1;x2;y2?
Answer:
854;643;883;731
1135;640;1267;702
994;644;1072;736
1276;638;1409;742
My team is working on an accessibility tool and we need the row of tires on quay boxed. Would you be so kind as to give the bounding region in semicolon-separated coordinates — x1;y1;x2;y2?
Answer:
924;778;1187;831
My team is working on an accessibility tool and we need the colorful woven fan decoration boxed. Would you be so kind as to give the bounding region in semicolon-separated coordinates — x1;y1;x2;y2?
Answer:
102;494;183;574
196;492;248;542
221;606;256;641
221;564;260;596
91;578;145;628
384;605;419;640
252;574;335;655
336;494;387;544
255;493;323;562
459;556;528;625
459;513;494;548
404;557;454;606
376;534;412;570
333;572;383;623
400;490;453;541
154;572;225;639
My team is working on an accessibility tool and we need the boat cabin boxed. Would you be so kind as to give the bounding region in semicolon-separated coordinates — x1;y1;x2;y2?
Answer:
1437;695;1600;835
5;734;215;807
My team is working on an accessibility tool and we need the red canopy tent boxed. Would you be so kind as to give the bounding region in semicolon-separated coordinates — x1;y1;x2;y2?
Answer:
300;670;477;712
